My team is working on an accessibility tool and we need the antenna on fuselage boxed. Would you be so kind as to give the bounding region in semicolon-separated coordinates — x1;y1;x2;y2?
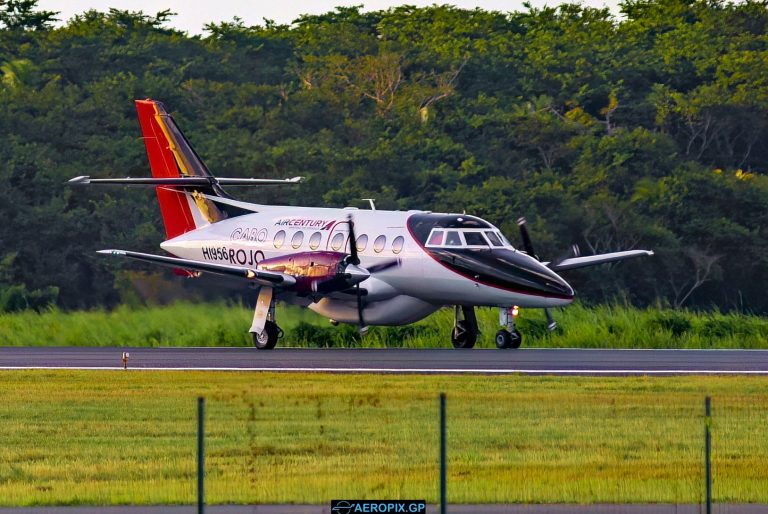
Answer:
361;198;376;210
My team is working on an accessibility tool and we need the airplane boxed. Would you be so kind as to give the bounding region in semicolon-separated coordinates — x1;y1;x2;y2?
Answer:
69;99;653;350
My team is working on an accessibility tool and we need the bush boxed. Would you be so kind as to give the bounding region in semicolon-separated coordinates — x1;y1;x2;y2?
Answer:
0;284;59;312
290;321;361;347
649;311;692;337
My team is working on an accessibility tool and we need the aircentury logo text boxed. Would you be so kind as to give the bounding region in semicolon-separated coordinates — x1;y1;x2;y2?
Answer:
331;500;426;514
274;218;335;230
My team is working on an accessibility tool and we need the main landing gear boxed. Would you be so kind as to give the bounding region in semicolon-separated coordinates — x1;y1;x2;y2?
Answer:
495;306;522;349
250;286;283;350
451;305;479;349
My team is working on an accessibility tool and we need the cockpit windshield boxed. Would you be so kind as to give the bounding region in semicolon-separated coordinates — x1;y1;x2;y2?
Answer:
425;228;514;249
484;231;503;247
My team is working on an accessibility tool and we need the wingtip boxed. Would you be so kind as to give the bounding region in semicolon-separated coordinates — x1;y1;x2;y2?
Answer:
68;176;90;185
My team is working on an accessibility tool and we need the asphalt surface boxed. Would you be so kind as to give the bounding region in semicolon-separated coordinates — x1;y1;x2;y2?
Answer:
2;347;768;374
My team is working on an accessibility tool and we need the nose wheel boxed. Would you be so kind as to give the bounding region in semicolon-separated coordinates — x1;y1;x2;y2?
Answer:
451;305;478;348
497;306;522;349
495;328;522;349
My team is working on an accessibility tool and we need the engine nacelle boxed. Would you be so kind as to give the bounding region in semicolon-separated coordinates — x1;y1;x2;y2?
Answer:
309;295;439;326
258;251;352;295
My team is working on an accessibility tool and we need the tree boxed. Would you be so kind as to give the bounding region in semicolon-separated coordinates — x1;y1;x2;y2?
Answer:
0;0;56;30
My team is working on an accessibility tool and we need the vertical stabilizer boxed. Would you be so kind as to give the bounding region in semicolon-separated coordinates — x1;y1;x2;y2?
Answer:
135;99;226;239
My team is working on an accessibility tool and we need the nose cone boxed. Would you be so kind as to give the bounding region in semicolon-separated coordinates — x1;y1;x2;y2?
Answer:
425;247;574;300
345;264;371;285
521;254;575;299
494;250;574;299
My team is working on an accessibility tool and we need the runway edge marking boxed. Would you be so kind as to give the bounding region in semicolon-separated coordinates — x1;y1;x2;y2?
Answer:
1;366;768;374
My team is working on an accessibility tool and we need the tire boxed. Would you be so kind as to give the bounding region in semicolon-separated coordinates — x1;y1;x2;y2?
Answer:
495;329;512;349
451;320;477;349
252;320;279;350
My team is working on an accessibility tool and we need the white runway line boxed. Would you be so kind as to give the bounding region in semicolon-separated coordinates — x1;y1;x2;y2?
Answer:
1;366;768;374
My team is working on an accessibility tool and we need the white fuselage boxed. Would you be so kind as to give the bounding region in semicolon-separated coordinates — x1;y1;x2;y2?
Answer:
160;204;573;326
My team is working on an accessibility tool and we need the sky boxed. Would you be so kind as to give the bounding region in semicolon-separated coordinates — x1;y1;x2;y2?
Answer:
36;0;620;35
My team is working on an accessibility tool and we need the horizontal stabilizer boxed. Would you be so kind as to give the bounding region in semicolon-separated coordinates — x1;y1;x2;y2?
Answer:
97;249;296;287
69;176;302;187
547;250;654;271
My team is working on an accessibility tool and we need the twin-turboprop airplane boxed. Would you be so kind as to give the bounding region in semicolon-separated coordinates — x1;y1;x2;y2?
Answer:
70;99;653;349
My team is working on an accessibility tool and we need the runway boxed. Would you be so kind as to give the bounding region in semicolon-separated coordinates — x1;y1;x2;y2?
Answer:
2;346;768;374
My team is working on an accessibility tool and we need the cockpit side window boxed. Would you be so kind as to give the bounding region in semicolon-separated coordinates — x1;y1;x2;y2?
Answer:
485;231;504;247
464;232;488;246
427;230;444;246
444;231;462;246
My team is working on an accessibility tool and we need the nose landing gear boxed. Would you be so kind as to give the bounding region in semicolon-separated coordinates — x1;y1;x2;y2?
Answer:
496;306;522;349
451;305;479;349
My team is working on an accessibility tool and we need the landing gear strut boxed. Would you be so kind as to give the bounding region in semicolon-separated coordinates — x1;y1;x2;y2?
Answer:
250;287;283;350
496;306;522;349
451;305;479;349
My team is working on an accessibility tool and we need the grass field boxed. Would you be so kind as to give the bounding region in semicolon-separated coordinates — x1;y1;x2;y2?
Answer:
1;301;768;348
0;371;766;505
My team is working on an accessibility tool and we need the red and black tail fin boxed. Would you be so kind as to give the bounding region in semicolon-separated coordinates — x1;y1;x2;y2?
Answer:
68;99;302;241
135;99;227;240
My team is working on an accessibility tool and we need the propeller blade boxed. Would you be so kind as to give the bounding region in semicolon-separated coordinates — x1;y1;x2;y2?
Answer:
356;283;368;334
367;258;401;274
517;217;539;260
347;214;360;265
551;244;581;268
544;308;557;331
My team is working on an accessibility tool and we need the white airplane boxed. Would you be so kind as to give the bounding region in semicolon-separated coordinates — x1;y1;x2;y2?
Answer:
70;99;653;349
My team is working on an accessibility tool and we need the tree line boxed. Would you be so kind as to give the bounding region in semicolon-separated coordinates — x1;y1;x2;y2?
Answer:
1;0;768;312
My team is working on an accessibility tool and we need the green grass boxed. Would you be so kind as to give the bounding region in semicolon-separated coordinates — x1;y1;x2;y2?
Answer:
1;301;768;348
0;371;766;505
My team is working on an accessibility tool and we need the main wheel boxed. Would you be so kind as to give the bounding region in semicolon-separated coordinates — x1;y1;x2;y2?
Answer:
451;320;477;349
252;320;279;350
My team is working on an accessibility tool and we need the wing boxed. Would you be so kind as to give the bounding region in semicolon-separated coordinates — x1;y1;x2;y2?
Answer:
97;249;296;288
546;250;654;271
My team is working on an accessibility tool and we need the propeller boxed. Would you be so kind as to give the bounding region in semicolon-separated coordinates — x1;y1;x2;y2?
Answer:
344;214;401;334
345;214;367;333
517;217;539;260
551;244;581;268
516;217;559;332
346;214;360;266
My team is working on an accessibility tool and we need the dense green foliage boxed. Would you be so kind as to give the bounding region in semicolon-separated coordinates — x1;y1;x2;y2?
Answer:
2;301;768;348
2;0;768;312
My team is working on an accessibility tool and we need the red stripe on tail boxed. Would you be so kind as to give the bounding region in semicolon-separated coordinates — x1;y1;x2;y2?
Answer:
135;99;196;240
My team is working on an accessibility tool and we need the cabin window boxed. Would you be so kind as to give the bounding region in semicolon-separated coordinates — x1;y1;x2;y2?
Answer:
373;235;386;253
392;236;404;254
291;231;304;249
485;231;503;247
331;232;345;251
356;234;368;252
309;231;322;250
464;232;488;246
444;231;462;246
427;230;444;246
273;230;286;249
